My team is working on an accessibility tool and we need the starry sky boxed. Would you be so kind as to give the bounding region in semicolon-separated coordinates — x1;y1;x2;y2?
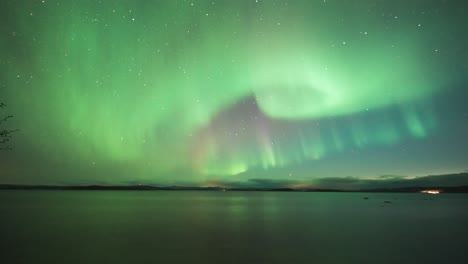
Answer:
1;0;467;186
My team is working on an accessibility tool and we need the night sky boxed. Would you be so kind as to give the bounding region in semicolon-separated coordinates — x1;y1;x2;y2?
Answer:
1;0;467;186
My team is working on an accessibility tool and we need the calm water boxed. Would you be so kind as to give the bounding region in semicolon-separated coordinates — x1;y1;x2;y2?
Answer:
1;191;467;264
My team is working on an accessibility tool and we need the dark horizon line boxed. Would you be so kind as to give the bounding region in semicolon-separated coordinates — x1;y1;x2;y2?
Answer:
1;184;467;193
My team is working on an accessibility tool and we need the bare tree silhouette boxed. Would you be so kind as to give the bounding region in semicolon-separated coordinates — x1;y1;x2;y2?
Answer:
0;102;18;150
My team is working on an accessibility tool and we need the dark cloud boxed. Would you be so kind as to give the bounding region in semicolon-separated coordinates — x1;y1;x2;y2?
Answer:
377;175;407;180
207;172;468;190
314;173;468;190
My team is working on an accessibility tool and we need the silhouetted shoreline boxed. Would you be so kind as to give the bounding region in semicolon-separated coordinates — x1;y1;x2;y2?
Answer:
1;184;467;193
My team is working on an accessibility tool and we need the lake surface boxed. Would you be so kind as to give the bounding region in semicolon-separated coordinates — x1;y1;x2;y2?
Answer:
1;191;467;264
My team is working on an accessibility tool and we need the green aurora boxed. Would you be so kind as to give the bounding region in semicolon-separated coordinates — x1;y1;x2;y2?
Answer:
1;0;467;185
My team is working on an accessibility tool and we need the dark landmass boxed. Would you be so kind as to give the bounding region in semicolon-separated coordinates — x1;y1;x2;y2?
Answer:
0;184;467;193
363;186;468;193
2;173;467;192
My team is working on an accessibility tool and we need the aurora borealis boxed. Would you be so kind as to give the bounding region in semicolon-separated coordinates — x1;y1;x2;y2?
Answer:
1;0;467;186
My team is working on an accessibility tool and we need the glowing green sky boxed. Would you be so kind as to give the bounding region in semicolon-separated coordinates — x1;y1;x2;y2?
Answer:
1;0;467;185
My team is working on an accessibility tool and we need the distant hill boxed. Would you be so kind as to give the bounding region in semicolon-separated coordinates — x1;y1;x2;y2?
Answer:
1;172;467;193
0;184;467;193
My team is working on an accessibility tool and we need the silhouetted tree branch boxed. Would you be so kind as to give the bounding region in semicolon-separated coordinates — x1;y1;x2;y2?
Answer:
0;102;18;150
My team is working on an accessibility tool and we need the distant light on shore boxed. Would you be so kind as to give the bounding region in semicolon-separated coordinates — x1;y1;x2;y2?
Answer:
421;190;441;194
